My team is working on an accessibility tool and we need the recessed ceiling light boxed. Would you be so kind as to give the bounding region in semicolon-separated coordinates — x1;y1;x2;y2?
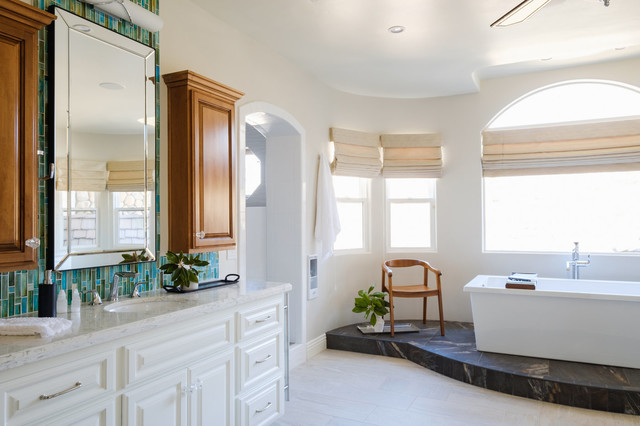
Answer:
388;26;405;34
99;82;126;90
73;24;91;32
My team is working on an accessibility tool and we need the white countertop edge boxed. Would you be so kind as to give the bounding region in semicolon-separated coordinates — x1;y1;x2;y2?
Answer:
0;280;291;372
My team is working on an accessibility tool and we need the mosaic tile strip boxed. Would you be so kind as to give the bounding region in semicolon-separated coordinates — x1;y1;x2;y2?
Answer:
1;0;220;318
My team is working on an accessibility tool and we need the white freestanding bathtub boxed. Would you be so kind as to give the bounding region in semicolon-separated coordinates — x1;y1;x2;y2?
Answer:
464;275;640;369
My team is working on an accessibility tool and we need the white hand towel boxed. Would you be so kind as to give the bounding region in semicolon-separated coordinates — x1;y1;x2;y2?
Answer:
0;317;73;338
314;153;341;260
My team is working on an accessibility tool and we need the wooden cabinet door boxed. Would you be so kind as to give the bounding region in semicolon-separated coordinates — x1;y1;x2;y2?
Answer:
163;70;243;254
192;90;236;251
0;1;54;272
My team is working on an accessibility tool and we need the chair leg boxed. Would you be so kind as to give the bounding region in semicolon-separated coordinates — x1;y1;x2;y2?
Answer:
389;293;395;337
437;292;445;336
422;297;427;324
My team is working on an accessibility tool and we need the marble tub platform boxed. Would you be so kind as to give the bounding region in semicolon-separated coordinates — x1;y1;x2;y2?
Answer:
326;320;640;416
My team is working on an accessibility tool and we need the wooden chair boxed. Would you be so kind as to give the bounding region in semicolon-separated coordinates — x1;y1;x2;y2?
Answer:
382;259;444;337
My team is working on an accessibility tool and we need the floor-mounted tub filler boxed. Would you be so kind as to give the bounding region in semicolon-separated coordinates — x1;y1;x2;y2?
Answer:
464;275;640;369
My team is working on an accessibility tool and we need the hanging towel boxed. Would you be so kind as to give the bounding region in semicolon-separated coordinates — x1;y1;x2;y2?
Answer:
314;153;341;260
0;317;73;338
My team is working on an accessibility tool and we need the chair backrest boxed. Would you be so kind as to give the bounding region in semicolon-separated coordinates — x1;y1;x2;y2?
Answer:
383;258;442;289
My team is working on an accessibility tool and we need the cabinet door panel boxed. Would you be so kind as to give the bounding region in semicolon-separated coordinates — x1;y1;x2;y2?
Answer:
53;399;118;426
192;90;235;250
122;371;187;426
0;7;48;271
189;351;234;426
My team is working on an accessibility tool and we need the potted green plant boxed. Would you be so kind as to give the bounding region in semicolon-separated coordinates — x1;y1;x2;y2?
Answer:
120;249;150;264
159;251;209;291
352;285;390;332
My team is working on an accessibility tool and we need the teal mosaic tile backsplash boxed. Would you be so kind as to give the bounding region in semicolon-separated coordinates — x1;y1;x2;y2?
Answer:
0;0;220;318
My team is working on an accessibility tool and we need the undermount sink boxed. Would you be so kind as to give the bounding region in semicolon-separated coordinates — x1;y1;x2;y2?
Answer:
103;298;188;313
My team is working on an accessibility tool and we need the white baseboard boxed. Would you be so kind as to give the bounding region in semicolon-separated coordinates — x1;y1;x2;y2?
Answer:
306;334;326;359
289;343;306;370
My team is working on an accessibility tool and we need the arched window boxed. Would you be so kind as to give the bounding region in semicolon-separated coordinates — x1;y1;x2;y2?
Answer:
482;80;640;253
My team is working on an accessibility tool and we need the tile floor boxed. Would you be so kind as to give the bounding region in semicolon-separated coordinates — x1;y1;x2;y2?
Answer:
274;350;639;426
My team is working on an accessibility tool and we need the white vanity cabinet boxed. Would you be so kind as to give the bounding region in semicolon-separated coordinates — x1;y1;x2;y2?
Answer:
0;289;288;426
235;299;285;426
0;347;117;426
120;314;235;426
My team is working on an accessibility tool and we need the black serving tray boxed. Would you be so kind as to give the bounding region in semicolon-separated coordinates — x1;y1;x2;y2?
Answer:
163;274;240;293
357;322;420;334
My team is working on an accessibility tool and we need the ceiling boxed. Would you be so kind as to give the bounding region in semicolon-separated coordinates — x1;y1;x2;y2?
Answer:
190;0;640;99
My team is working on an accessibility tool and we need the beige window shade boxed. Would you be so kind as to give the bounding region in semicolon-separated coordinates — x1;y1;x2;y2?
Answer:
381;133;443;178
107;161;154;192
56;159;108;192
482;118;640;177
330;127;382;177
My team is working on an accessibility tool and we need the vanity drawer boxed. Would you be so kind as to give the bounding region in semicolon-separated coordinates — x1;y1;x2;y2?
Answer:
236;377;283;426
237;332;282;392
1;351;116;426
237;301;280;342
124;315;232;385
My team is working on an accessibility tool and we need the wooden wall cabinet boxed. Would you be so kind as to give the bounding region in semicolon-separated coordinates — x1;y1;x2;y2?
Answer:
162;70;244;253
0;0;55;272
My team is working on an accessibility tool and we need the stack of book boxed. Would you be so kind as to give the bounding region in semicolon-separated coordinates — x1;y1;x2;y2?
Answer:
506;272;537;290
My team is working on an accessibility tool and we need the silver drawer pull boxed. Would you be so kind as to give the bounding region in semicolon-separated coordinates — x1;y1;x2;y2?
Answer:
255;315;271;323
39;382;82;400
255;401;272;414
195;231;205;239
255;354;272;364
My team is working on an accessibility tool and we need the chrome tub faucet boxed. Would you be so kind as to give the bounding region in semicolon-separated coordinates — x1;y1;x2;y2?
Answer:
566;242;590;279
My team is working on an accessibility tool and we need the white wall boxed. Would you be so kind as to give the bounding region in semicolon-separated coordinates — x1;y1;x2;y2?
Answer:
159;1;640;344
323;58;640;336
246;207;266;280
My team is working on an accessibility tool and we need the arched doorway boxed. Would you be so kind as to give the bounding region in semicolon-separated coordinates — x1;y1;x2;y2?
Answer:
238;102;307;367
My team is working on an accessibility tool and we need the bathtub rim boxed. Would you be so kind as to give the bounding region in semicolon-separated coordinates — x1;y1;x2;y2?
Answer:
463;274;640;303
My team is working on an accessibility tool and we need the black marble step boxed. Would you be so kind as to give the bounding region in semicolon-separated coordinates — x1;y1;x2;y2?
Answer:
326;320;640;416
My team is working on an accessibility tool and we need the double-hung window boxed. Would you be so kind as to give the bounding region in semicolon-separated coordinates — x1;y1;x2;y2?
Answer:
332;176;369;252
386;178;436;251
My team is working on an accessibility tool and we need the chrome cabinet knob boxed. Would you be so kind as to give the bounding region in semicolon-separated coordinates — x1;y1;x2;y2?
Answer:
25;238;40;248
195;231;205;239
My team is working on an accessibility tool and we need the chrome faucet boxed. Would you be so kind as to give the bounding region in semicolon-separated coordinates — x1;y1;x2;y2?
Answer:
130;281;147;298
82;289;102;305
566;242;590;279
109;271;138;302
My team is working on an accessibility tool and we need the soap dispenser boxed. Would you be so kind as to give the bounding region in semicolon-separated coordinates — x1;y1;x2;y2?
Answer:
57;286;68;315
70;284;81;313
38;270;57;317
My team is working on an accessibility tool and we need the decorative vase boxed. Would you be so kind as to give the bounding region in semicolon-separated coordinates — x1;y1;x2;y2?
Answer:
181;282;199;292
373;315;385;333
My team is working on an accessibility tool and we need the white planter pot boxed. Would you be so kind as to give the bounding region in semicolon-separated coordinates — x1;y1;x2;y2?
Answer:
182;282;199;292
373;315;384;333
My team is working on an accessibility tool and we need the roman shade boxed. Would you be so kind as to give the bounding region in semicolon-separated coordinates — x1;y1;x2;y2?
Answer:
56;159;108;192
330;127;382;177
380;133;443;178
107;160;153;192
482;118;640;177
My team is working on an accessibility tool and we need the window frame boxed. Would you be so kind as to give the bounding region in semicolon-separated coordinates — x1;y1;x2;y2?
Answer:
384;178;437;253
332;176;371;255
482;80;640;255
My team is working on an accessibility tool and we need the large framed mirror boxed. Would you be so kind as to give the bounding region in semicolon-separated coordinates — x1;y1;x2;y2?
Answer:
50;8;156;271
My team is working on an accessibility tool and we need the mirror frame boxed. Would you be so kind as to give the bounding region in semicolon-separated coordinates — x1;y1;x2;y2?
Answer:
49;7;157;271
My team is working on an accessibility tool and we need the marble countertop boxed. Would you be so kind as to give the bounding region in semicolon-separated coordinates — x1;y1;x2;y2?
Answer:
0;280;291;372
